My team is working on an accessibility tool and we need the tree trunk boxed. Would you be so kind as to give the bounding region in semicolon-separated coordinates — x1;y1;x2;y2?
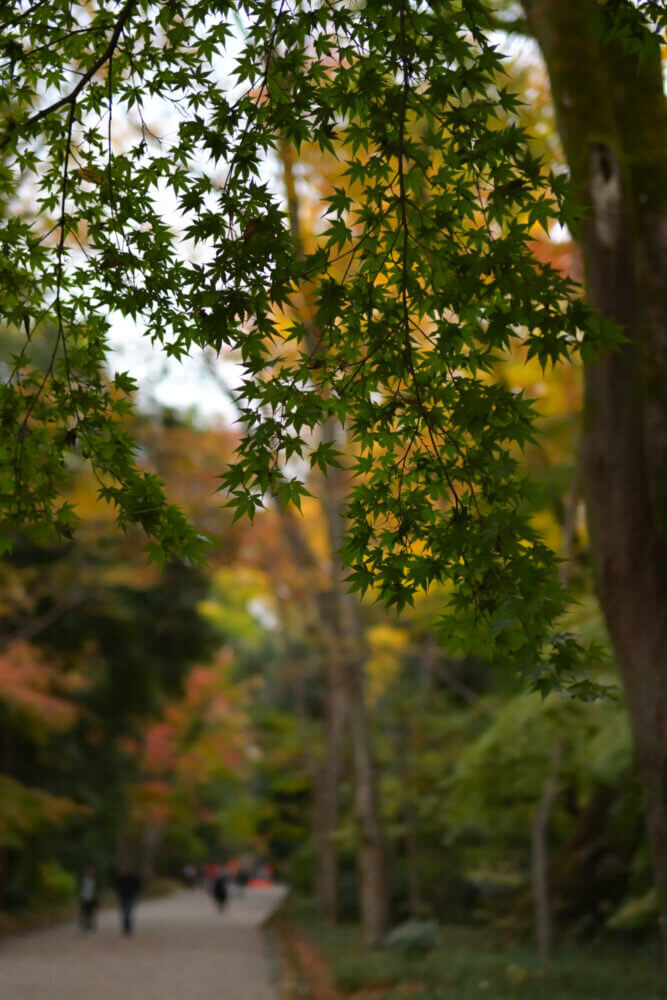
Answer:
404;783;421;918
280;457;388;940
523;0;667;963
323;467;389;947
281;142;389;946
0;726;14;906
314;590;348;923
313;682;345;921
278;512;347;922
531;756;561;963
344;648;388;945
558;461;581;589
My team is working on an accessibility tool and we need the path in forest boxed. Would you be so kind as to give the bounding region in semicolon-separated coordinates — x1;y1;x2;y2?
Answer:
0;884;287;1000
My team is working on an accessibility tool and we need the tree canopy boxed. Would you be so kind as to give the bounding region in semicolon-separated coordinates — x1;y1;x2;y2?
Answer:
5;0;660;694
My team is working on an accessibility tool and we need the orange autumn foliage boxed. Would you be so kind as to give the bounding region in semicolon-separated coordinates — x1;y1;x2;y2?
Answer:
0;641;80;734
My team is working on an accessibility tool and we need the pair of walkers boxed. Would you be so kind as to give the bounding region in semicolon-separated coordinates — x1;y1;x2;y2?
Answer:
78;866;142;935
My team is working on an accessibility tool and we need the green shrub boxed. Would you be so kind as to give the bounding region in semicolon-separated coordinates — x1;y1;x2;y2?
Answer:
385;919;440;956
37;861;76;905
606;889;658;934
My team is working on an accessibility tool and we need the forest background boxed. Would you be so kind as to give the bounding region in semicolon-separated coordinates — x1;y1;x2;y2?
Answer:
0;1;664;994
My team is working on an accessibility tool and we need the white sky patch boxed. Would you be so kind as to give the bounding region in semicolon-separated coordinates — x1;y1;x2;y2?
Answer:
100;14;264;427
107;313;243;424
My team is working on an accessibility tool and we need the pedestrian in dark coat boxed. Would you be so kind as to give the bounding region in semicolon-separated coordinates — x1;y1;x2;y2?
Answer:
116;871;142;935
213;872;228;909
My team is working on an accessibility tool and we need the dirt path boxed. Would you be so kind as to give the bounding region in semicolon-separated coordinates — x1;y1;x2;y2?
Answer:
0;885;287;1000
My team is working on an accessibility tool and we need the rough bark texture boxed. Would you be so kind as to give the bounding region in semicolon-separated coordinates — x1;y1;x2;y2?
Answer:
523;0;667;963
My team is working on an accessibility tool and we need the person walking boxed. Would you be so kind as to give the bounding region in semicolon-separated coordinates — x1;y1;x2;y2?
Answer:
115;871;142;935
212;871;228;909
78;865;98;931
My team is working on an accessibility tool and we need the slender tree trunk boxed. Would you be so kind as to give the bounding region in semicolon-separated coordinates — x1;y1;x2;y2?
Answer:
0;726;14;906
295;625;343;920
313;692;344;920
558;461;581;589
323;469;389;947
531;756;561;963
523;0;667;963
2;725;13;775
404;787;421;918
281;143;389;946
276;516;347;922
344;648;388;945
314;591;348;923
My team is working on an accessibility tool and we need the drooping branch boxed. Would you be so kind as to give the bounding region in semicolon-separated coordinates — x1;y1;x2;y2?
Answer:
0;0;136;150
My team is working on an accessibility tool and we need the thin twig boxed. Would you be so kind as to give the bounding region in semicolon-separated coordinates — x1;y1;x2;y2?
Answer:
0;0;137;150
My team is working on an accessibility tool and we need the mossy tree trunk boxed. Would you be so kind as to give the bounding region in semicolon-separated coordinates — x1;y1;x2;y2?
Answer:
523;0;667;963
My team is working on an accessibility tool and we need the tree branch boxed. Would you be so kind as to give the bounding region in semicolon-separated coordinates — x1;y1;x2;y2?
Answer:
0;0;136;150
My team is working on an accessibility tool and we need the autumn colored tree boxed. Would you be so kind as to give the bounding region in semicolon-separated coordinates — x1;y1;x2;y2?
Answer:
0;639;83;908
0;411;245;907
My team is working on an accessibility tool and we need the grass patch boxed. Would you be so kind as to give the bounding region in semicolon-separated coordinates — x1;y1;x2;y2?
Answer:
287;898;664;1000
334;950;421;993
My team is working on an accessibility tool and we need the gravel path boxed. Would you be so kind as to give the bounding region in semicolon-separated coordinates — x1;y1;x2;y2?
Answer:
0;885;287;1000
